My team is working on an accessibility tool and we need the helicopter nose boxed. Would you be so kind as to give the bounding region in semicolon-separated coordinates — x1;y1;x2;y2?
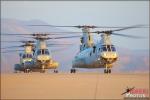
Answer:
37;55;50;61
101;52;117;59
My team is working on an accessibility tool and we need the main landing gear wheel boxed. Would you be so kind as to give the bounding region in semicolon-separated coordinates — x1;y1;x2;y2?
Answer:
104;69;111;74
40;69;45;73
24;69;30;73
70;68;76;73
54;70;58;73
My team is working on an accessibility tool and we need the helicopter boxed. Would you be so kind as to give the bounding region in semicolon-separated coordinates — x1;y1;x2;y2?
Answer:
1;32;80;73
1;41;35;73
29;24;148;74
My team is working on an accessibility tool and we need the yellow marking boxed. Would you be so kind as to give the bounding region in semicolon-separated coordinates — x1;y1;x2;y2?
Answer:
22;58;32;63
37;55;50;61
101;52;117;58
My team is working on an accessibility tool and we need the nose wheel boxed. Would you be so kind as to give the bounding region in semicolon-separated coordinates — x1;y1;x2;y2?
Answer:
70;68;76;73
40;65;45;73
104;64;111;74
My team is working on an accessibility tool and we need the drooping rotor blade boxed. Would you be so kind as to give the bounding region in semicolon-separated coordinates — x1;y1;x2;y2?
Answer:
111;24;148;32
112;33;145;38
47;43;74;46
1;32;72;36
28;25;80;27
50;47;73;52
48;35;81;39
1;45;23;49
1;40;35;43
1;50;24;53
28;24;149;28
91;24;149;34
1;34;34;38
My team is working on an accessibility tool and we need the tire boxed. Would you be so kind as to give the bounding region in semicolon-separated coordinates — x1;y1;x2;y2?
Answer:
54;70;58;73
70;69;74;73
40;70;45;73
108;69;111;73
74;69;76;73
104;69;107;73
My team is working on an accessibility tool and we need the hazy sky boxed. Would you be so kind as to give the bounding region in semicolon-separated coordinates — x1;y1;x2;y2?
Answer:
1;1;149;50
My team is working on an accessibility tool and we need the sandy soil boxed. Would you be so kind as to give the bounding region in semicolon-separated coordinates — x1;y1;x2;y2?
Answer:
1;72;149;99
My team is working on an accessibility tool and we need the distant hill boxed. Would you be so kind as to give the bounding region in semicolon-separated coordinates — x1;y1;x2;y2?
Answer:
1;18;149;73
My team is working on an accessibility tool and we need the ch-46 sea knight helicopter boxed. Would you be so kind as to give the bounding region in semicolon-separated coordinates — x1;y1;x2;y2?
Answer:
2;32;80;73
1;40;35;73
29;24;148;74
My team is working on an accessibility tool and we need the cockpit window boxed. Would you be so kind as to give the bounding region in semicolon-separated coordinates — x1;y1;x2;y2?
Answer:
102;45;107;51
111;45;116;51
22;54;32;58
37;49;50;55
23;54;26;58
101;45;116;52
45;50;49;54
27;54;32;58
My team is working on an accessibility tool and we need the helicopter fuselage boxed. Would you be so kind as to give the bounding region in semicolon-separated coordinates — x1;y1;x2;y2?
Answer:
33;43;59;70
72;44;118;69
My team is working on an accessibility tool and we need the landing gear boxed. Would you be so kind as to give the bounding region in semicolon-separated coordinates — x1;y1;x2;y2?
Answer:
40;69;45;73
70;68;76;73
104;64;111;74
40;65;45;73
104;68;111;74
54;69;58;73
24;69;30;73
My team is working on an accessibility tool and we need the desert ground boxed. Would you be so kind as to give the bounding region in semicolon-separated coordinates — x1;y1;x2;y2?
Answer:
1;72;149;99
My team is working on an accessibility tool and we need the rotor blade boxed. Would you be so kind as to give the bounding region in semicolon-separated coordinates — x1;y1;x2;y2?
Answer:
2;35;34;39
1;33;71;36
48;35;81;39
1;50;24;53
28;25;78;27
1;33;31;35
28;24;149;28
1;40;35;43
112;32;145;38
55;25;149;28
50;47;73;52
111;24;148;32
1;45;23;49
47;43;74;46
91;24;149;34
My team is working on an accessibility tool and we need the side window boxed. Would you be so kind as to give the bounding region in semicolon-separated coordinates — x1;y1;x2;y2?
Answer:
29;54;32;58
90;52;92;56
111;46;116;51
80;37;83;43
45;49;49;55
93;46;96;53
102;45;107;51
37;50;41;55
23;54;26;58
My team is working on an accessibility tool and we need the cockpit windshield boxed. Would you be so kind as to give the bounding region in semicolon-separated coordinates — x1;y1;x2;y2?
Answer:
111;45;116;51
37;49;50;55
22;54;32;58
101;45;116;52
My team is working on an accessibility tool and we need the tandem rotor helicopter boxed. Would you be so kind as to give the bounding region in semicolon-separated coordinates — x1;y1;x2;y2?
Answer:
28;24;148;74
2;33;79;73
1;24;148;74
